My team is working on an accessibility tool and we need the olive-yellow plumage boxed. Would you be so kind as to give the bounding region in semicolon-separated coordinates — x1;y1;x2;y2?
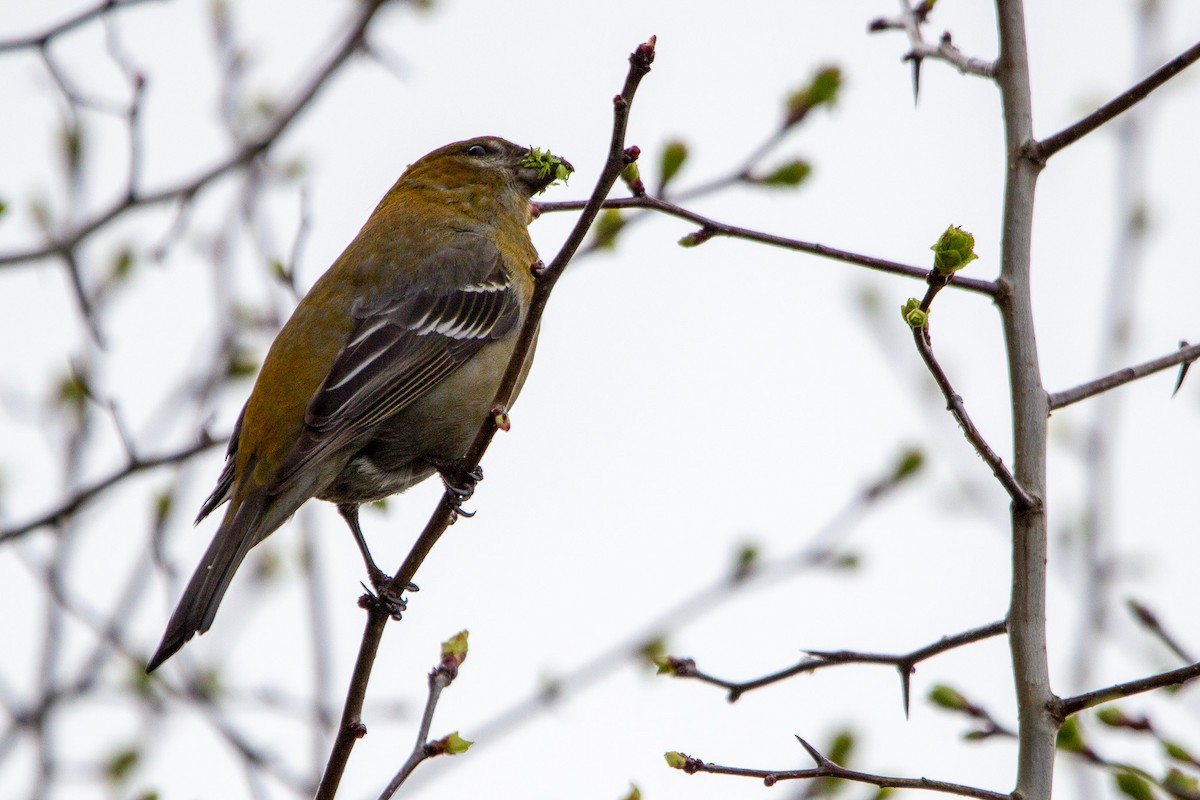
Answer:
147;136;567;671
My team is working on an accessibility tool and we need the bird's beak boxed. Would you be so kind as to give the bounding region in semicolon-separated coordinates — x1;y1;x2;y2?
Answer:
518;151;573;195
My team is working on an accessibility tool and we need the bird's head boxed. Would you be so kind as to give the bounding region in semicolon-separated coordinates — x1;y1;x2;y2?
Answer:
402;136;572;200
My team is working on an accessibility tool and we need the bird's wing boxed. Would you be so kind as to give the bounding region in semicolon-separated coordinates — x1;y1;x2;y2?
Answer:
270;238;522;493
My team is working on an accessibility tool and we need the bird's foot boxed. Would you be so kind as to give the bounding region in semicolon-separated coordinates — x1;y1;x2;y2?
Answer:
428;459;483;515
362;573;419;620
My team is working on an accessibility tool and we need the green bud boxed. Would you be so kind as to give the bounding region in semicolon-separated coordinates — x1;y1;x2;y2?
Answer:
639;636;667;665
621;161;644;195
620;785;642;800
443;732;473;755
900;298;928;329
664;751;688;769
930;225;978;274
441;630;469;666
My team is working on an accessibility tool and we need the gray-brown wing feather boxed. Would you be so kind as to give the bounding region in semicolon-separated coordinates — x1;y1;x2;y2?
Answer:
269;242;520;494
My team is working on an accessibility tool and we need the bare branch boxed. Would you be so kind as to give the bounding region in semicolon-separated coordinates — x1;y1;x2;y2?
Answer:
0;435;224;544
911;313;1038;509
1031;38;1200;162
0;0;160;52
1055;662;1200;719
663;619;1007;715
1048;341;1200;410
669;737;1010;800
0;0;390;269
537;195;1002;298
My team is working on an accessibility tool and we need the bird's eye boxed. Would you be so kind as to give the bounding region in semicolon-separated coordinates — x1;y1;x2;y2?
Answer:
466;144;488;157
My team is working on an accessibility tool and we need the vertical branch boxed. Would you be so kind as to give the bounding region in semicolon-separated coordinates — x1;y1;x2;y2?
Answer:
993;1;1054;799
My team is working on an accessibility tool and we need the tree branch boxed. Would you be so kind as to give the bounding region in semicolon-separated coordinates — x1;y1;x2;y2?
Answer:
1054;662;1200;719
1048;341;1200;410
0;435;224;544
1030;38;1200;162
312;38;657;800
663;619;1006;715
669;736;1010;800
537;195;1001;298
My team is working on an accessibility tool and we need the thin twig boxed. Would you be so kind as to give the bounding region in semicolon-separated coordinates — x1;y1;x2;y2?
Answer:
1031;38;1200;162
0;0;160;51
312;38;657;800
1126;599;1196;664
911;322;1037;509
1055;662;1200;719
665;619;1007;715
1048;341;1200;410
0;435;224;543
670;736;1010;800
0;0;389;268
376;659;458;799
537;195;1002;298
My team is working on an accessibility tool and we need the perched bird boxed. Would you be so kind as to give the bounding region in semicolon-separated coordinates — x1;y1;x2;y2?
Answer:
147;136;570;672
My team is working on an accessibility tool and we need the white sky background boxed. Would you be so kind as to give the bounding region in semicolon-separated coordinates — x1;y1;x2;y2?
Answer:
2;1;1200;799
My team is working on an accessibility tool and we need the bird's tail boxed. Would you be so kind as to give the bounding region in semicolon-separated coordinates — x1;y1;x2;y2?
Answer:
146;489;273;672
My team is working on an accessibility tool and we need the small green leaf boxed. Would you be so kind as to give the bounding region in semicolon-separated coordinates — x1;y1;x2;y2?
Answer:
1165;741;1200;767
930;225;978;275
757;159;811;187
1163;768;1200;798
891;447;925;484
522;146;572;189
1096;707;1128;727
664;751;688;769
1056;717;1086;753
659;140;689;190
785;66;842;127
620;784;642;800
591;209;625;250
928;684;969;712
110;247;136;282
105;747;140;784
826;729;855;764
733;542;760;580
1113;769;1155;800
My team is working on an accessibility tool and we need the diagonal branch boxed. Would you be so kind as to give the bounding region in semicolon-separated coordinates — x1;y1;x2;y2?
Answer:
537;195;1002;298
0;435;224;544
1054;661;1200;719
1048;340;1200;410
912;322;1037;509
312;38;657;800
0;0;161;51
1030;38;1200;162
0;0;390;268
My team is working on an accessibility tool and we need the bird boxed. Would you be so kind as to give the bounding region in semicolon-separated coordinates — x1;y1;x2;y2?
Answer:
147;136;570;672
